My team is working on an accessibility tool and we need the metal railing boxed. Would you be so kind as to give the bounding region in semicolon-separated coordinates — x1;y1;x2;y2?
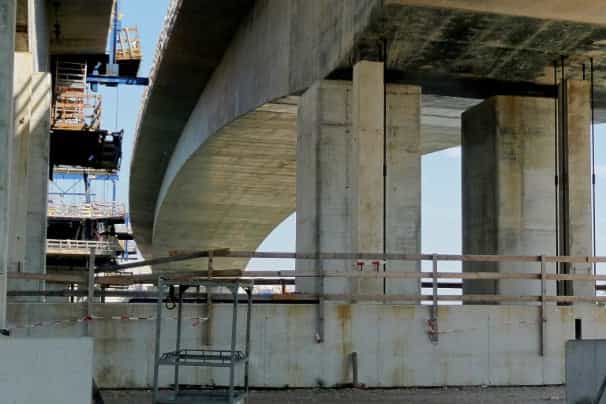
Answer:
116;26;142;61
47;202;126;219
46;239;121;255
11;249;606;349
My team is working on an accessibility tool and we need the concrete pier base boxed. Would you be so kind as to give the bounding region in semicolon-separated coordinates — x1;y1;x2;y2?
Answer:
296;62;421;296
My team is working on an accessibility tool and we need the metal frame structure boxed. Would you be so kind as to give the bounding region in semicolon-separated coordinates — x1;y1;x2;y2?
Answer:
152;277;253;404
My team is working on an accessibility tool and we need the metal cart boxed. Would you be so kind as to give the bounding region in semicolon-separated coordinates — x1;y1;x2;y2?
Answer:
152;278;253;403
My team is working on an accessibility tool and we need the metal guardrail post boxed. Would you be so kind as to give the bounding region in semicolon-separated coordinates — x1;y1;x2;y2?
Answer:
316;255;325;343
205;250;213;346
540;256;547;356
152;276;164;403
86;247;96;337
428;254;439;344
87;248;96;317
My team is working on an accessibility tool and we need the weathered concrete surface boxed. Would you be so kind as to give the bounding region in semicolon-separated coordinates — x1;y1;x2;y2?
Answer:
296;78;421;295
24;71;50;284
565;340;606;404
0;0;16;330
8;53;32;279
47;0;114;55
352;61;384;295
7;302;606;388
558;80;592;298
462;87;592;298
462;96;557;296
28;0;49;71
152;99;297;271
0;337;93;404
385;0;606;25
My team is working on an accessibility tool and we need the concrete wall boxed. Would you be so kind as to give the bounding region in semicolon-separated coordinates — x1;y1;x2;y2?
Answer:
565;339;606;404
296;76;421;295
0;337;93;404
462;96;557;296
8;302;604;388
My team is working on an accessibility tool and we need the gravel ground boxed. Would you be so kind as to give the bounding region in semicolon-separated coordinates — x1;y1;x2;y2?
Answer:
102;386;565;403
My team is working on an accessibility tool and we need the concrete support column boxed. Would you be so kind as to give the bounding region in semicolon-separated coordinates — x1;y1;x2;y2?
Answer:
24;71;51;288
462;96;557;297
0;0;16;330
351;61;385;295
296;61;421;296
558;80;592;297
8;53;33;280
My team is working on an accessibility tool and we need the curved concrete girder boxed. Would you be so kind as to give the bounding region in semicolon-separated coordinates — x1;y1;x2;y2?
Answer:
131;0;383;257
151;94;472;271
152;100;297;271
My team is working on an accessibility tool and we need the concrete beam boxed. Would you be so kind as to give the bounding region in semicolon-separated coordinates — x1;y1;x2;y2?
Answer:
0;0;16;330
385;0;606;25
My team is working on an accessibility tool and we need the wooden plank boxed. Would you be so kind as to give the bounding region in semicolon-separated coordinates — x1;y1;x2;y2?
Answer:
96;248;230;271
96;269;242;286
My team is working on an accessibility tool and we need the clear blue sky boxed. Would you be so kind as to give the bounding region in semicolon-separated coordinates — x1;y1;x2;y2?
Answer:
97;1;606;273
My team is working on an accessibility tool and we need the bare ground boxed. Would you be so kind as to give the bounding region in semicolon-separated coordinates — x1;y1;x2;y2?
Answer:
102;386;565;403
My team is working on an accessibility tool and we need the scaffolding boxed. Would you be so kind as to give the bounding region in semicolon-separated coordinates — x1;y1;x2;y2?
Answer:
51;61;102;131
116;26;142;61
152;278;253;404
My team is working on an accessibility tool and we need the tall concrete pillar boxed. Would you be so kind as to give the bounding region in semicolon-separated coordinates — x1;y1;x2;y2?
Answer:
462;96;557;297
351;61;385;295
24;71;51;288
462;86;592;299
296;61;421;297
0;0;17;330
558;80;592;298
8;53;33;280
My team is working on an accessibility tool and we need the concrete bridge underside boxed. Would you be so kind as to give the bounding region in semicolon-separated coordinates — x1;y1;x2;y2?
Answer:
130;0;606;271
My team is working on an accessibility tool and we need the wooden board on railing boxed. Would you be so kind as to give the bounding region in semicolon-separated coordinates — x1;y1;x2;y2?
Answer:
96;269;242;286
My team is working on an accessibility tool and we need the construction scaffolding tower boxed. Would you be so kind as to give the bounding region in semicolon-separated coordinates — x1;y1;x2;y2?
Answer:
52;61;101;131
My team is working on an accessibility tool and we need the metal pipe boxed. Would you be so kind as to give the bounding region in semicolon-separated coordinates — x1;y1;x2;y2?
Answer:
244;287;252;397
229;285;238;403
152;277;164;403
174;286;183;394
87;248;96;320
591;58;597;279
